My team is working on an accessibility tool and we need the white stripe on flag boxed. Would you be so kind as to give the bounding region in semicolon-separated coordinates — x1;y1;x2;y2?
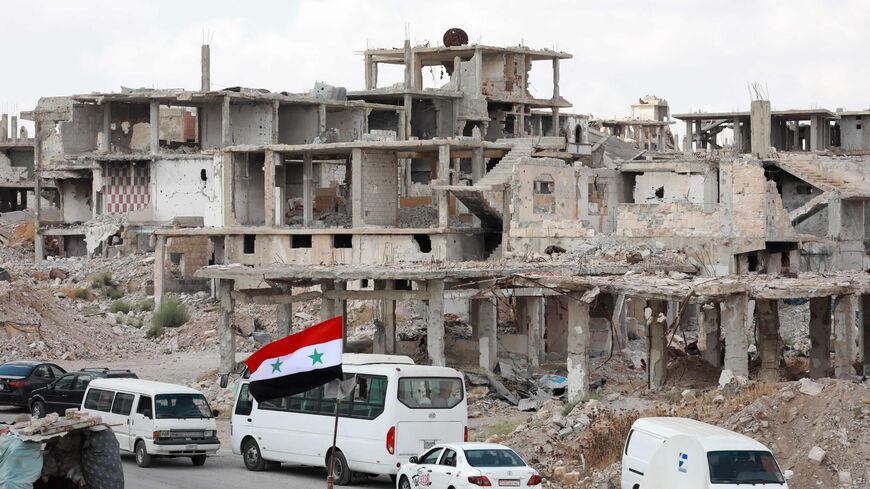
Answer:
249;338;342;382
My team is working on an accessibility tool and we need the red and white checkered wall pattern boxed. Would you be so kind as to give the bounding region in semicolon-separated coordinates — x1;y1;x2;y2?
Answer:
104;163;151;214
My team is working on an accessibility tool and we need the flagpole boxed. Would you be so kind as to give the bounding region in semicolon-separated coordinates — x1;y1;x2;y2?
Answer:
327;398;341;489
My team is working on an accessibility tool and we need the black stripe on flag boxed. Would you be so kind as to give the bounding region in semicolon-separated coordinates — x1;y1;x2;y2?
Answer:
249;364;343;403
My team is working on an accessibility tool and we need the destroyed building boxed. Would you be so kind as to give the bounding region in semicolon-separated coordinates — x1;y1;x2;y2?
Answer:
0;113;35;214
21;31;869;404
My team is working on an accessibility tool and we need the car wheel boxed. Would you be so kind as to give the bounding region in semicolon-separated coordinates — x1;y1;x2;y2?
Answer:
330;450;352;485
191;455;207;466
135;441;152;468
399;475;411;489
31;401;46;418
243;438;266;471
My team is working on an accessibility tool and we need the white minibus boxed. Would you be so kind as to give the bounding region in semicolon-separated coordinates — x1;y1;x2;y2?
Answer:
81;378;220;467
622;417;792;489
229;354;468;485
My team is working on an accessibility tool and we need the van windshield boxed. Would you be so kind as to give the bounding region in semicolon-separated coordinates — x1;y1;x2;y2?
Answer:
398;377;463;409
155;394;213;419
707;450;784;484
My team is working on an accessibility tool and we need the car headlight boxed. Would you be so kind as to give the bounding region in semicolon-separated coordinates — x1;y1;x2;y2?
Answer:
205;430;216;437
153;430;172;439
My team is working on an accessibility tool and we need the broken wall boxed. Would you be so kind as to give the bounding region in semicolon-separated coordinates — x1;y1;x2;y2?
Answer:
60;104;100;154
59;179;91;223
838;115;870;150
230;104;272;146
360;150;398;226
106;103;150;152
633;172;716;206
232;153;266;226
199;102;223;149
279;105;319;144
144;156;222;226
324;108;364;142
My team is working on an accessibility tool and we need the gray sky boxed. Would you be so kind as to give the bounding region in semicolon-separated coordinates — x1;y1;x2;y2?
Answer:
3;0;869;139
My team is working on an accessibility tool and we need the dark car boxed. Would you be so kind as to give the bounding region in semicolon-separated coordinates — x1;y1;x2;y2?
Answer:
29;368;138;417
0;361;67;408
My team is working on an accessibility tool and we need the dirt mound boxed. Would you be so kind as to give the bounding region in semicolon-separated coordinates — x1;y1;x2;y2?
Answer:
0;279;153;360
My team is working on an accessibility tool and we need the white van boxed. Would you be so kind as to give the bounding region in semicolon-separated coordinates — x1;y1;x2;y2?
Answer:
81;378;220;467
622;417;792;489
230;354;467;485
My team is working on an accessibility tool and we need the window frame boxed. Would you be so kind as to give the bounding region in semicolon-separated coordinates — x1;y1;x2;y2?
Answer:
255;374;388;420
397;376;464;410
84;388;116;412
137;395;153;418
111;392;135;415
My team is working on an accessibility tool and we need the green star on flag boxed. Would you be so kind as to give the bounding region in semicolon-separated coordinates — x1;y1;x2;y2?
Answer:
309;348;324;365
270;358;283;373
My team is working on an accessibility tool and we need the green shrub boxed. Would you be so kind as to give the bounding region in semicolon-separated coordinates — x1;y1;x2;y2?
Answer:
109;300;132;314
145;324;163;338
90;271;114;289
74;288;93;300
115;316;123;324
152;295;190;329
138;298;155;312
105;285;124;300
81;305;100;317
127;317;144;329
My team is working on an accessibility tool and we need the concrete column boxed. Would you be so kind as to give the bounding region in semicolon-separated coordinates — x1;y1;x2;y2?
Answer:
551;108;560;137
402;95;412;141
552;58;560;100
320;280;336;322
351;148;363;228
154;236;166;310
750;100;771;156
201;44;210;91
646;300;667;389
276;303;292;338
698;303;722;367
438;190;449;228
756;299;781;382
33;119;43;263
373;280;396;354
722;294;749;377
809;297;832;378
149;100;159;154
567;295;590;403
303;152;314;226
793;122;801;151
810;115;820;151
218;279;236;374
264;150;276;227
10;116;17;143
471;299;498;372
685;120;692;152
861;295;870;376
318;104;327;135
101;102;111;152
518;296;545;368
0;114;6;142
364;53;373;90
474;48;483;96
221;96;231;147
271;100;280;144
334;281;348;342
833;295;857;376
427;280;445;366
733;120;741;153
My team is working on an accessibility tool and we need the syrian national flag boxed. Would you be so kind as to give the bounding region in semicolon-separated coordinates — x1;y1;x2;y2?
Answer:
245;316;343;403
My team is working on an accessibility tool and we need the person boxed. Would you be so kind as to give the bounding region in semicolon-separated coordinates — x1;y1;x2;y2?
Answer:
433;381;458;408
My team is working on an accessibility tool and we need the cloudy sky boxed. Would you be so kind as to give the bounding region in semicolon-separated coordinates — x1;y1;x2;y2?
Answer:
3;0;869;138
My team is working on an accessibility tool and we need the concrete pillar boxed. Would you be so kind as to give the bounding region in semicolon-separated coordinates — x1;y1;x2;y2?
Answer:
33;119;43;263
472;299;498;372
733;120;741;153
722;294;749;377
276;303;292;338
756;299;781;382
373;280;396;354
567;295;590;403
201;44;210;91
149;100;159;154
793;122;801;151
809;297;832;378
351;148;363;228
334;281;347;342
218;279;236;375
750;100;771;156
551;108;560;137
154;236;166;310
684;120;692;152
552;58;560;100
810;115;820;151
861;295;870;376
320;280;336;322
221;96;231;147
698;303;722;367
10;115;17;142
264;150;276;227
833;295;857;376
364;54;373;90
427;280;445;366
612;294;627;347
0;114;6;142
646;300;667;389
303;152;314;226
271;101;280;144
101;103;111;152
518;296;545;369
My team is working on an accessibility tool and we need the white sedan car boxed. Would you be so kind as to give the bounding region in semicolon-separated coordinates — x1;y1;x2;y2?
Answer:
397;442;543;489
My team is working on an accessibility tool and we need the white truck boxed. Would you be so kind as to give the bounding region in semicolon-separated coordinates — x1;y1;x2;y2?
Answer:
622;417;792;489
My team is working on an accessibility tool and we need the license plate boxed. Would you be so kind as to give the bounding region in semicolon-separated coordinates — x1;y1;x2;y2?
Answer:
499;480;520;487
422;440;436;450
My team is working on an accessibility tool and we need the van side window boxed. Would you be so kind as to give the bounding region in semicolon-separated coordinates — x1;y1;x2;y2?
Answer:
84;389;115;412
257;375;387;420
112;393;135;415
137;395;153;419
235;384;253;416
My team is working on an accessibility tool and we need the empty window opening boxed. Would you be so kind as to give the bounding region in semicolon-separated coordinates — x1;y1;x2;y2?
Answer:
333;235;352;248
533;174;556;214
200;169;207;182
395;280;412;290
535;178;554;195
360;279;369;288
795;185;813;195
292;234;312;248
654;186;664;199
857;124;863;130
413;234;432;253
169;253;182;265
243;234;256;254
747;254;759;272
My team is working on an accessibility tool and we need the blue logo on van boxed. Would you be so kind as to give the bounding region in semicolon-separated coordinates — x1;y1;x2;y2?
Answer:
678;452;688;473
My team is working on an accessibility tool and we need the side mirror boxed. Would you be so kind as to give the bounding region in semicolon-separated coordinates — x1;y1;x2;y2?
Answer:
212;409;220;417
783;470;793;481
409;456;418;464
219;374;229;389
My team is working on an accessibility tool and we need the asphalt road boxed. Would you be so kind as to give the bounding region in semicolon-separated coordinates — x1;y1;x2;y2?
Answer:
2;406;393;489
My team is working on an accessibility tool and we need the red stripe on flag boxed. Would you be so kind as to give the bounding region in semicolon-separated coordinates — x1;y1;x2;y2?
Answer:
244;316;343;374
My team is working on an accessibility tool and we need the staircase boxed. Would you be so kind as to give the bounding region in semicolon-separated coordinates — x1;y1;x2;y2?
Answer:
446;141;536;230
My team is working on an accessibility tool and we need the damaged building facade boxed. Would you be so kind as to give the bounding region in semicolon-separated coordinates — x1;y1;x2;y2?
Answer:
0;113;36;214
26;31;869;403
